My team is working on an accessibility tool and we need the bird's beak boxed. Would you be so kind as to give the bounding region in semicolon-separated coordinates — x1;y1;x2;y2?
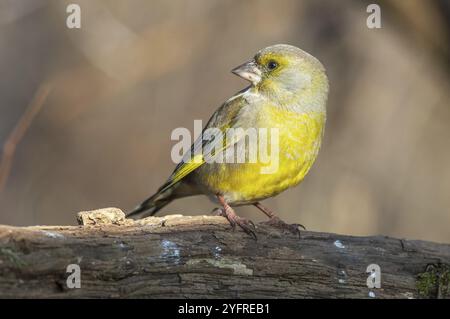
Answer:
231;60;262;85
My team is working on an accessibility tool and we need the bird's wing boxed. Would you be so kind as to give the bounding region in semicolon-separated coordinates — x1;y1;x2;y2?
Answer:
157;89;252;193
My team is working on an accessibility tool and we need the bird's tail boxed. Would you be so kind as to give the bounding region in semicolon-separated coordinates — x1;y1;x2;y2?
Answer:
126;188;173;219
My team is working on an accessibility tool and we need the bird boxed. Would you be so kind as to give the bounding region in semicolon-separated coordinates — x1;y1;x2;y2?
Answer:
127;44;329;239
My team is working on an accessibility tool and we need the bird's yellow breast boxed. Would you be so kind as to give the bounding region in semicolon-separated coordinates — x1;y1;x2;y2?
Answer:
194;104;326;205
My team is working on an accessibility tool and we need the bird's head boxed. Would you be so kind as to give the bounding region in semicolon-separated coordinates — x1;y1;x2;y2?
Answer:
232;44;328;106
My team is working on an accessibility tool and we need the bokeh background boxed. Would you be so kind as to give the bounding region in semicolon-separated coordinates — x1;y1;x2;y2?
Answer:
0;0;449;243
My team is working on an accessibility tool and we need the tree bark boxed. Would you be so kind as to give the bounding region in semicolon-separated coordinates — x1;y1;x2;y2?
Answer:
0;208;449;299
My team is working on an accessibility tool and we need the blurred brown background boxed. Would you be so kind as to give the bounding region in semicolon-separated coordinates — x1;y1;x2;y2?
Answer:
0;0;449;243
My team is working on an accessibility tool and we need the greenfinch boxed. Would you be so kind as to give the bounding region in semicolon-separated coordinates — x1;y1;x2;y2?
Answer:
128;44;329;238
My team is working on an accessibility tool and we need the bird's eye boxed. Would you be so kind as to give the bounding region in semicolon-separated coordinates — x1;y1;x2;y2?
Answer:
267;60;278;70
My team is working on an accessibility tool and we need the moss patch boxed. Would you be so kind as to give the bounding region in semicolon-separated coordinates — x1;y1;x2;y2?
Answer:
0;248;27;268
416;264;450;299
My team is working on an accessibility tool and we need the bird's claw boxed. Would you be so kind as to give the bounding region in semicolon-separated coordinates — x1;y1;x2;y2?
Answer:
233;217;257;240
261;216;305;237
211;208;225;216
213;208;257;240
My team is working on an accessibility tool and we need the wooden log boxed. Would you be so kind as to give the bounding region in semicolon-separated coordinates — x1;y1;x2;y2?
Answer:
0;208;448;298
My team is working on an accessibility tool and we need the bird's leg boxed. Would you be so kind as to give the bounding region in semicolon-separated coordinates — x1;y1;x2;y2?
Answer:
217;195;257;239
254;202;305;236
254;202;277;219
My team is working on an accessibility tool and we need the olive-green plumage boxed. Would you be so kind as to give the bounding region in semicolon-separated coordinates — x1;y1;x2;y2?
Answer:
128;44;329;225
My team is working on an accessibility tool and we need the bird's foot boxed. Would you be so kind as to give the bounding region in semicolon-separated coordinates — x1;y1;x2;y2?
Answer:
260;216;305;237
213;208;257;240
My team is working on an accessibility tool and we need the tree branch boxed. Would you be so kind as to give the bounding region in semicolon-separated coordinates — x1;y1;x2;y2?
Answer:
0;83;52;192
0;208;448;298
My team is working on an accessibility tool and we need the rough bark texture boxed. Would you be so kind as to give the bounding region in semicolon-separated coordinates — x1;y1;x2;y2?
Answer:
0;208;449;299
